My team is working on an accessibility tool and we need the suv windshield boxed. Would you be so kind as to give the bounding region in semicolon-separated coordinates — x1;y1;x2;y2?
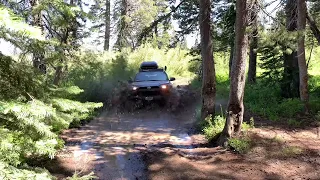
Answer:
135;71;168;81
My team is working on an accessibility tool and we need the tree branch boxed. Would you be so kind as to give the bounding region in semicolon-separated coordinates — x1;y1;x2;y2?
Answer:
306;12;320;45
137;0;186;45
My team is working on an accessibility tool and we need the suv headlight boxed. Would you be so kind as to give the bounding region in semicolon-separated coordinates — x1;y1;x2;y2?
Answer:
161;85;167;89
132;86;138;91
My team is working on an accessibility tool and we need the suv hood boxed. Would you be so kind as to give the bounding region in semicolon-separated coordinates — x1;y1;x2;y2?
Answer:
131;80;170;87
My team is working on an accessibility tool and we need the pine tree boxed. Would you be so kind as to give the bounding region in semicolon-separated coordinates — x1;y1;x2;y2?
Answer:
218;0;249;146
199;0;216;120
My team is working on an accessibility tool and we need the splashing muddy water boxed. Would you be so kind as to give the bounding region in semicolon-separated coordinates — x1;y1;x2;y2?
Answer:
57;104;202;180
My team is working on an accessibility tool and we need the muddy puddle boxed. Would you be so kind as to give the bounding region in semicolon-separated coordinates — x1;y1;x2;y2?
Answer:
54;103;204;180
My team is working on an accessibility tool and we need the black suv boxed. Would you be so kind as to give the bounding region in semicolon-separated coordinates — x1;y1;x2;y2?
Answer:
128;61;175;102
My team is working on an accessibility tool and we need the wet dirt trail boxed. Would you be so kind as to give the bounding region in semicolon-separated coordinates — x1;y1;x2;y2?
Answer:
54;101;206;180
50;96;320;180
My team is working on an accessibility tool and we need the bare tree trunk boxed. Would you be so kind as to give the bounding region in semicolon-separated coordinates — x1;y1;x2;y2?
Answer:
281;0;300;98
199;0;216;120
53;66;63;86
248;0;258;83
218;0;248;146
30;0;46;74
229;43;234;79
306;12;320;45
297;0;309;113
104;0;111;50
115;0;129;49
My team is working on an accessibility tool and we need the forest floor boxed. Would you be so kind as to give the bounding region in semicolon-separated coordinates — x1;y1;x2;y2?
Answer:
42;84;320;180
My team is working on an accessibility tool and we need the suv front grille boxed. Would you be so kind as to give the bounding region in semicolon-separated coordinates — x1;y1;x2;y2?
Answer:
138;91;161;96
139;86;159;90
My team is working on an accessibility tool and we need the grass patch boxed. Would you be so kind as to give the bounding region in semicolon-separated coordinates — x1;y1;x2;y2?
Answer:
287;118;302;127
281;146;303;157
271;135;284;144
242;117;255;131
66;172;97;180
244;79;320;121
228;137;252;154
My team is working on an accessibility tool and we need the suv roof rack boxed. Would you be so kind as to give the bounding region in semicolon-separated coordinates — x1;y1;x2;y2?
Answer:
139;68;164;72
140;61;158;69
139;61;167;72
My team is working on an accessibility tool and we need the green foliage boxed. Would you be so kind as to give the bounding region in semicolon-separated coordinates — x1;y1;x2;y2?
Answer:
228;137;251;154
245;82;304;121
66;172;97;180
287;119;302;127
0;54;102;178
241;118;254;131
202;115;226;141
0;161;53;180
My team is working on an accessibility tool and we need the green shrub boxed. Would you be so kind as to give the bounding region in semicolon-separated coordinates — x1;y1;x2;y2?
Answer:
244;81;306;121
287;119;302;127
66;172;97;180
202;115;226;141
0;161;53;180
228;137;251;154
241;117;255;131
0;54;102;178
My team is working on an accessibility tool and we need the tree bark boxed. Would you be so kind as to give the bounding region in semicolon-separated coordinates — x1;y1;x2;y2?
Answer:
248;0;258;84
229;43;234;79
199;0;216;120
281;0;300;98
53;66;63;86
297;0;309;113
104;0;111;50
306;12;320;45
30;0;46;74
115;0;129;49
218;0;248;146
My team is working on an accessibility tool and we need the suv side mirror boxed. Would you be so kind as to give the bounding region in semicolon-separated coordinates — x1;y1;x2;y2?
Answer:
170;77;176;81
128;79;133;83
164;66;167;71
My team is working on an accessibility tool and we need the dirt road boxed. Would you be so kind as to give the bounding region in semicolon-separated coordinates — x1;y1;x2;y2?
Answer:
52;101;206;179
48;98;320;180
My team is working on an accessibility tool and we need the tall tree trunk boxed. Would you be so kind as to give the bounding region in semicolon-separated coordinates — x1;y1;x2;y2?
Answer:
53;66;63;86
297;0;309;113
306;12;320;45
281;0;300;98
104;0;110;50
199;0;216;120
218;0;248;146
248;0;258;83
229;42;234;79
30;0;46;73
115;0;129;49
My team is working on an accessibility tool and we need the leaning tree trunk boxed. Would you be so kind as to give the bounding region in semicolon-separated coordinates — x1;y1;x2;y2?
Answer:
247;0;258;84
104;0;111;50
199;0;216;120
218;0;249;146
297;0;309;113
281;0;300;98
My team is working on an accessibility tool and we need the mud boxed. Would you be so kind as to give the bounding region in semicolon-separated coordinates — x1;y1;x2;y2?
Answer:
52;98;204;180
